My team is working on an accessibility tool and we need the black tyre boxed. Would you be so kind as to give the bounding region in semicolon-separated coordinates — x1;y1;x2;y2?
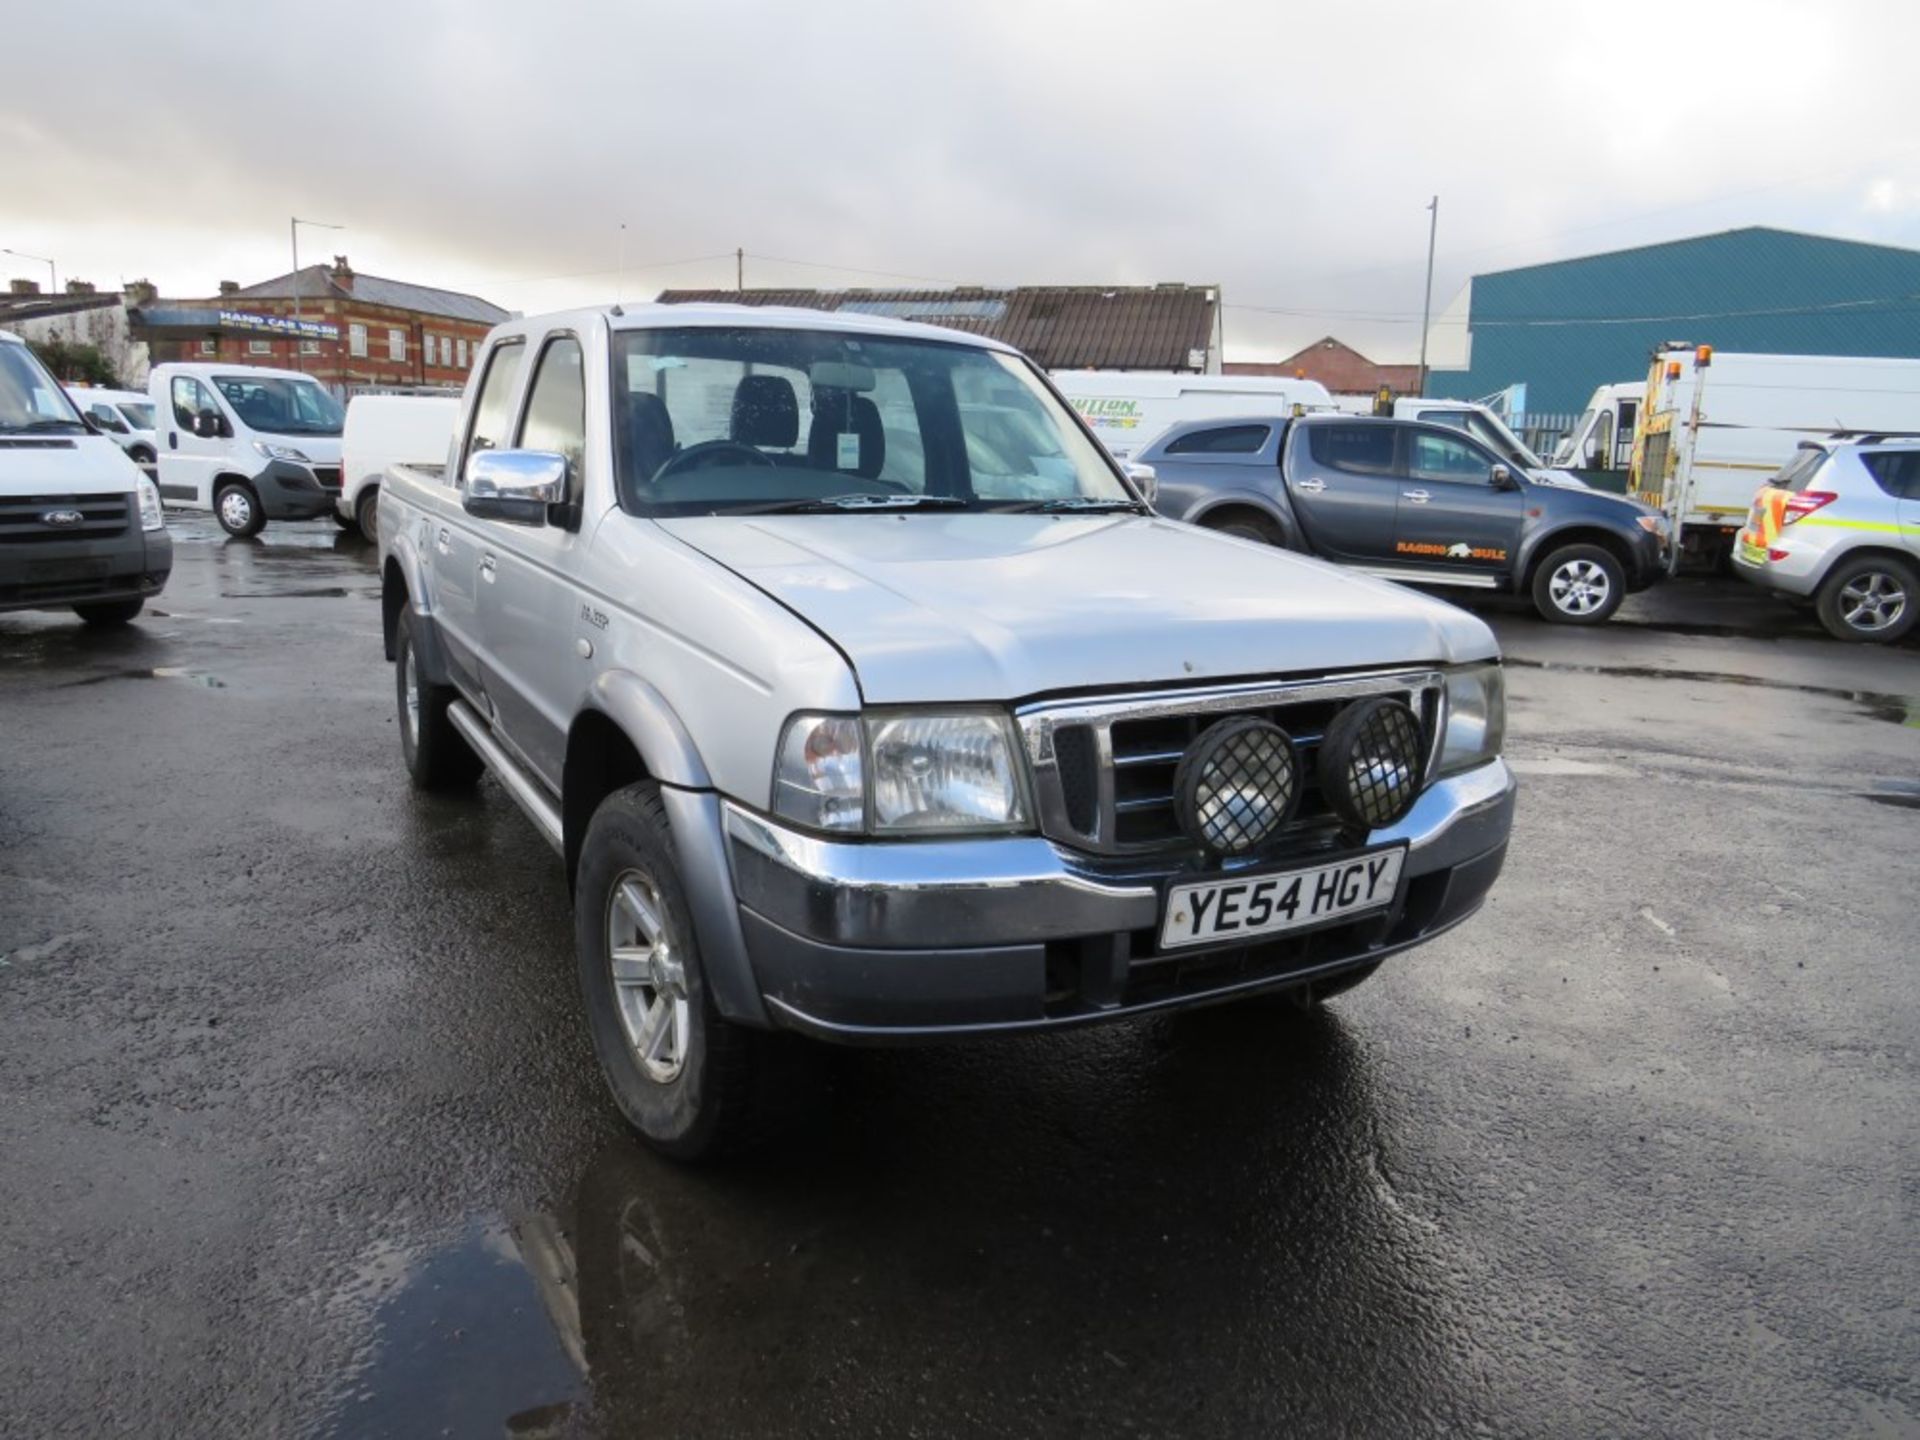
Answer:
576;783;768;1159
128;444;156;466
1531;543;1625;624
331;510;357;532
214;480;265;538
73;598;144;627
355;487;381;545
1815;554;1917;644
1203;513;1284;547
394;608;481;790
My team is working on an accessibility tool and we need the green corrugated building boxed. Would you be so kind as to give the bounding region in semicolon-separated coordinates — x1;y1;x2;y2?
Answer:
1428;226;1920;414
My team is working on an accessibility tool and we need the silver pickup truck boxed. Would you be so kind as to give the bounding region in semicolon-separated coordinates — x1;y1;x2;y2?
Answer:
378;303;1515;1157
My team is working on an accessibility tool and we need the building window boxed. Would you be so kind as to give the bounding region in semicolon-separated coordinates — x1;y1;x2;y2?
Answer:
388;328;406;363
349;322;368;358
440;336;453;369
199;338;217;356
423;333;436;367
300;339;321;356
249;339;272;356
457;338;469;369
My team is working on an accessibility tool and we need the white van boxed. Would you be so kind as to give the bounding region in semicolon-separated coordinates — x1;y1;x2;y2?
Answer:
1049;371;1336;459
66;385;159;470
338;394;460;541
1550;382;1644;487
148;362;344;536
1;332;171;625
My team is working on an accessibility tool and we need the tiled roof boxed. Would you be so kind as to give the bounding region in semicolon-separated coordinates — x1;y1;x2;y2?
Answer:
1228;338;1420;394
226;265;510;325
656;284;1219;370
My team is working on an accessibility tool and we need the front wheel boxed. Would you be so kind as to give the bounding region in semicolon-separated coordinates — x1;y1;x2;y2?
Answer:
214;481;265;538
576;783;769;1160
1815;555;1916;643
73;598;144;627
1531;543;1625;624
355;487;381;545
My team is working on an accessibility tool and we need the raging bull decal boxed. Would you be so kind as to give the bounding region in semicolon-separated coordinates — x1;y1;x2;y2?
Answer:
1395;539;1510;562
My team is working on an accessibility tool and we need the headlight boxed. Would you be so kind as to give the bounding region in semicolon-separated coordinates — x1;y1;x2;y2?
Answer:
137;476;166;532
1438;663;1506;776
772;711;1031;835
1636;514;1668;534
251;440;311;463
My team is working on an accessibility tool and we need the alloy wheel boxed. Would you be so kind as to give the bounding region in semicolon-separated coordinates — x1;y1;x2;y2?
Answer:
606;870;690;1084
1550;558;1612;616
1838;571;1907;633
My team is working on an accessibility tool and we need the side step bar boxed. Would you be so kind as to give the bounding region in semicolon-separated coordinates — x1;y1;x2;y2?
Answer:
447;700;564;855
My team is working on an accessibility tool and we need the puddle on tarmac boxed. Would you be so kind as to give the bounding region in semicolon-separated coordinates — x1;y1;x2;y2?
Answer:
317;1220;584;1439
220;587;354;599
1505;657;1920;727
1860;778;1920;811
59;666;225;690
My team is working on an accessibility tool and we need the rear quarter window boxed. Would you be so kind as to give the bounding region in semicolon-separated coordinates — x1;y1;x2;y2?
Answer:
1164;424;1270;456
1771;446;1830;493
1860;450;1920;500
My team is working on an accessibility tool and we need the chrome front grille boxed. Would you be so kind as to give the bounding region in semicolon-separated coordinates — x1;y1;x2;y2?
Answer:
1018;670;1445;857
0;492;131;544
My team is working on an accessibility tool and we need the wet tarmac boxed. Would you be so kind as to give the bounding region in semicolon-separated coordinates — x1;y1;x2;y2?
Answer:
2;517;1917;1437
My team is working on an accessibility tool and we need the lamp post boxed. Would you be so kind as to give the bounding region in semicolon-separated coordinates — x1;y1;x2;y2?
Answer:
1416;196;1439;398
289;217;344;370
2;247;56;296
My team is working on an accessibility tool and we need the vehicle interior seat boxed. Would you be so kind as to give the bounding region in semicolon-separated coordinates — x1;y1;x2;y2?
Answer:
625;391;677;485
731;376;800;460
806;391;886;479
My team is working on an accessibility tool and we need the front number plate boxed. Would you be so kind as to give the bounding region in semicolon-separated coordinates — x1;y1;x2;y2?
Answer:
1160;846;1407;950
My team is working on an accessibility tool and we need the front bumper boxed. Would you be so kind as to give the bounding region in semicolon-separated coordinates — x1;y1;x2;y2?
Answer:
0;528;172;613
256;459;337;520
725;758;1515;1040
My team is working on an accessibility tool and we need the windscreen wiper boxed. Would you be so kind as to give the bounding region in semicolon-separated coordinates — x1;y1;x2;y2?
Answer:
731;493;971;515
982;496;1147;514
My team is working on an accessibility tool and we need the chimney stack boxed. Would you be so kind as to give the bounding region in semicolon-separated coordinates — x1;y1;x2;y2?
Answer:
65;279;97;295
124;279;158;306
218;280;240;296
9;278;40;296
329;254;354;292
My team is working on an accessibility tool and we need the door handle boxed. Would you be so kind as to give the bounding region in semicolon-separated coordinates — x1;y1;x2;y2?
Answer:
1402;489;1431;503
168;432;178;450
1295;478;1326;494
480;553;497;583
436;527;452;555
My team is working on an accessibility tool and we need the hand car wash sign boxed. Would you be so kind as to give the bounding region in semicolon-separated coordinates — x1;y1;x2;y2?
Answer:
217;310;340;341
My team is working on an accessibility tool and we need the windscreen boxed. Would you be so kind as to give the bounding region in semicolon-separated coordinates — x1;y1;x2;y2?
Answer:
0;343;86;433
610;326;1134;515
119;402;156;430
213;374;345;436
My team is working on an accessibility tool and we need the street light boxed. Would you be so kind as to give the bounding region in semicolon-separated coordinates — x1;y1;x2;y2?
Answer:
2;247;56;296
289;216;344;370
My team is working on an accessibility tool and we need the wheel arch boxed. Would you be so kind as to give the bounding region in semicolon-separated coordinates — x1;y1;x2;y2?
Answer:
1520;525;1635;588
1190;495;1299;547
1811;542;1920;594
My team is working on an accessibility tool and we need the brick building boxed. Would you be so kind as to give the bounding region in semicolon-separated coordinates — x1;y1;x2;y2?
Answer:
1226;337;1420;401
135;256;510;393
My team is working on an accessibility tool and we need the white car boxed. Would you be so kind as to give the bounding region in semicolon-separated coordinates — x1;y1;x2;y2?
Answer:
67;385;159;470
147;362;344;536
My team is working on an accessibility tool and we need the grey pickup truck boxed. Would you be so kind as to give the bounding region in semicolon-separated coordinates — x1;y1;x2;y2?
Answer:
379;303;1515;1157
1139;412;1672;623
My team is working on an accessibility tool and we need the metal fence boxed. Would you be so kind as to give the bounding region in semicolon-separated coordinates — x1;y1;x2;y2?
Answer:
1516;411;1579;462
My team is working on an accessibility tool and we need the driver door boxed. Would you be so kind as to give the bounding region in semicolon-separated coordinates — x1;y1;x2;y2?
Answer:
1392;429;1525;580
162;375;225;506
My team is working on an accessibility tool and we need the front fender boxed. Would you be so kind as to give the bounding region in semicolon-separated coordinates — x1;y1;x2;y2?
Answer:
381;528;455;681
584;670;712;790
1188;490;1301;546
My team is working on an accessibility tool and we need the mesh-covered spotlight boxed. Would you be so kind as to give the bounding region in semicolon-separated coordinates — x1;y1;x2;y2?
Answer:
1317;697;1425;831
1173;717;1300;854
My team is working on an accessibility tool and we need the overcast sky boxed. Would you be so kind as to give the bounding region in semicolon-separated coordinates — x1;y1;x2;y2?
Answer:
6;0;1919;362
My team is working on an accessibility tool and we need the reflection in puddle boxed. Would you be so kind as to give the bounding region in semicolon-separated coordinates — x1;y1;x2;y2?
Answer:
1506;656;1920;726
59;666;225;689
317;1221;584;1438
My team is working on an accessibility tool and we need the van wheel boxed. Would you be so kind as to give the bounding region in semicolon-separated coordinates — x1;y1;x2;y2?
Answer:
73;598;144;627
576;783;769;1160
214;481;265;538
331;511;357;532
1532;544;1624;624
355;488;381;545
1816;555;1917;643
394;609;481;790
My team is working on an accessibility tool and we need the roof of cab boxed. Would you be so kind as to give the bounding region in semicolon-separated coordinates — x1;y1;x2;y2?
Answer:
489;301;1025;355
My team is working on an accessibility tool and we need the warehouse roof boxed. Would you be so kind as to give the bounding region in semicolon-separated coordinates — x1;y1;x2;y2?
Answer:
656;284;1220;371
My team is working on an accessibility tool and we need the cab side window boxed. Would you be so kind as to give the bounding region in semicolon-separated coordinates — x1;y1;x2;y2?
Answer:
1165;424;1270;455
462;341;526;481
170;376;216;429
1306;423;1397;476
87;402;128;434
515;336;586;496
1862;450;1920;500
1408;430;1495;484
